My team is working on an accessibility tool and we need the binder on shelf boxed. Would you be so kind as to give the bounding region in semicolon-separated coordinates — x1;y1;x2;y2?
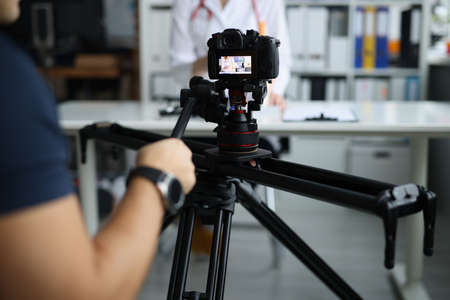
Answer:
355;78;375;101
328;7;348;70
311;77;326;100
306;7;328;70
329;7;348;37
363;6;376;69
388;5;401;64
400;5;421;68
325;79;336;101
374;79;389;100
301;78;311;101
286;76;300;100
338;79;347;100
376;7;389;68
328;37;348;70
390;77;406;100
405;76;420;101
287;6;305;70
354;6;364;68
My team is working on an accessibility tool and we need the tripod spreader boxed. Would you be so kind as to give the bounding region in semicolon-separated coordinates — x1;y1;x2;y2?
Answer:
79;122;436;270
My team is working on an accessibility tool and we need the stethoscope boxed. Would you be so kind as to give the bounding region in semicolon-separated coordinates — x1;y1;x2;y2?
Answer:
190;0;266;35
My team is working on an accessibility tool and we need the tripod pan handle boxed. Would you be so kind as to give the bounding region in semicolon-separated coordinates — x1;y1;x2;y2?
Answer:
171;96;197;139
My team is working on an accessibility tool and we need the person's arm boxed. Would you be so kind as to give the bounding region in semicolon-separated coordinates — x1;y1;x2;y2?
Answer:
265;0;292;109
0;139;195;300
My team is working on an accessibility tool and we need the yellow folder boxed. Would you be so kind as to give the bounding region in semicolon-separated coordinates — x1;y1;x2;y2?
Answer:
363;7;376;69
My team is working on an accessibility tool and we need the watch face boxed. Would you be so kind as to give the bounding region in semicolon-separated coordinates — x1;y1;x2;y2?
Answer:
167;178;185;212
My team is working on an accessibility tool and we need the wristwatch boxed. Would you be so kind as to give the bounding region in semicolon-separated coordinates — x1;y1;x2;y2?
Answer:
126;166;185;215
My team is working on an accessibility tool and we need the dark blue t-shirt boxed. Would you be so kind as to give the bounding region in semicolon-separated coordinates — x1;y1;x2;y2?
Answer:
0;32;74;214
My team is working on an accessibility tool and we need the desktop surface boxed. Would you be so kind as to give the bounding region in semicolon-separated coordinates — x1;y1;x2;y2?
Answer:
59;100;450;136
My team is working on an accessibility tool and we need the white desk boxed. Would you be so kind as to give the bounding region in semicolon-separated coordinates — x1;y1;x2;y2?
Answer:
60;100;450;300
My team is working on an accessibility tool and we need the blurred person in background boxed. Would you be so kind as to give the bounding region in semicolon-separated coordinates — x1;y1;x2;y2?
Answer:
170;0;292;254
170;0;292;110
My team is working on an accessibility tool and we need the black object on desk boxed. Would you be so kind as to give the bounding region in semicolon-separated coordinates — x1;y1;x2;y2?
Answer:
305;113;338;121
282;107;358;122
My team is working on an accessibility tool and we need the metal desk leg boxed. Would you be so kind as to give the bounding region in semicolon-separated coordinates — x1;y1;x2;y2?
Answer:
265;186;283;269
391;137;430;300
76;135;99;235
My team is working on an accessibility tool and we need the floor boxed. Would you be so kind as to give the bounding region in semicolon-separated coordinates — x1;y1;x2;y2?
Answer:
137;149;450;300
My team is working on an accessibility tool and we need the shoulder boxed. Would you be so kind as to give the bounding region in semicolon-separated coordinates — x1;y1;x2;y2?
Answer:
0;34;73;214
0;33;36;76
0;32;61;152
0;32;56;117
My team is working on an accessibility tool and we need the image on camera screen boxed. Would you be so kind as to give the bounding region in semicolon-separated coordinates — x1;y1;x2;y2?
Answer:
219;56;251;74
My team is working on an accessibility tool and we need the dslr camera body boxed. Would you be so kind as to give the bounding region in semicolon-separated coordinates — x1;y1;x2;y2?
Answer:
184;29;281;153
208;29;280;80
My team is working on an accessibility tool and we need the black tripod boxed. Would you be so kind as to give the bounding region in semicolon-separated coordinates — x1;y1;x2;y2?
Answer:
166;172;369;300
80;122;436;300
79;79;436;300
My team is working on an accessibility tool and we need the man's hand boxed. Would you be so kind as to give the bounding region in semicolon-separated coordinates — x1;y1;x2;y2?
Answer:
268;92;287;111
136;138;196;194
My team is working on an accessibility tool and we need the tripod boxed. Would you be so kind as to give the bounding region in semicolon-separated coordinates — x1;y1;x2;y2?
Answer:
166;172;368;300
80;118;436;300
79;72;436;300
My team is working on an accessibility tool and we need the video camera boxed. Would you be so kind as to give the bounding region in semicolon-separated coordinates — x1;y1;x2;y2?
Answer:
208;29;280;80
179;29;281;154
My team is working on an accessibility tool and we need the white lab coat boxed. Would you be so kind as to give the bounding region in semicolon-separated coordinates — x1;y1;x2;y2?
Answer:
170;0;292;96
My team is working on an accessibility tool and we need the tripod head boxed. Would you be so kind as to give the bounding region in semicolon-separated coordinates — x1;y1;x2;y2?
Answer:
180;76;269;153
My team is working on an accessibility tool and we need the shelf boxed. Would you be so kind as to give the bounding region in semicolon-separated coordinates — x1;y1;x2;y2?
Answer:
353;0;422;5
39;67;121;79
353;68;420;77
286;0;422;6
286;0;349;6
291;68;420;77
291;68;349;76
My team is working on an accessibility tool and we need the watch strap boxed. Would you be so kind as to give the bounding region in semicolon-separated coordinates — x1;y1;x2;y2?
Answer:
126;166;185;215
126;166;167;187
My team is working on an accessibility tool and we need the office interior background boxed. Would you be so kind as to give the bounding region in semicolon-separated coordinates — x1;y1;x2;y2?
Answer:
3;0;450;299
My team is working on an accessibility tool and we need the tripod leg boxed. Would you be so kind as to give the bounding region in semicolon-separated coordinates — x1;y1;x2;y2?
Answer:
162;213;178;233
167;208;196;300
205;209;224;300
236;183;363;300
167;211;187;300
215;210;233;300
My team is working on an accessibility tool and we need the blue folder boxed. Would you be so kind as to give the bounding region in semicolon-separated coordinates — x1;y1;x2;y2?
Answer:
376;7;389;68
354;7;364;68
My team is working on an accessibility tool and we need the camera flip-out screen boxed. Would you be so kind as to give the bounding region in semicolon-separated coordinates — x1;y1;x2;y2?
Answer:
219;56;252;75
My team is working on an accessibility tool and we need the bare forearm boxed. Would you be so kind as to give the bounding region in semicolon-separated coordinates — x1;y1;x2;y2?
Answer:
93;178;165;299
192;56;208;76
0;140;194;300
